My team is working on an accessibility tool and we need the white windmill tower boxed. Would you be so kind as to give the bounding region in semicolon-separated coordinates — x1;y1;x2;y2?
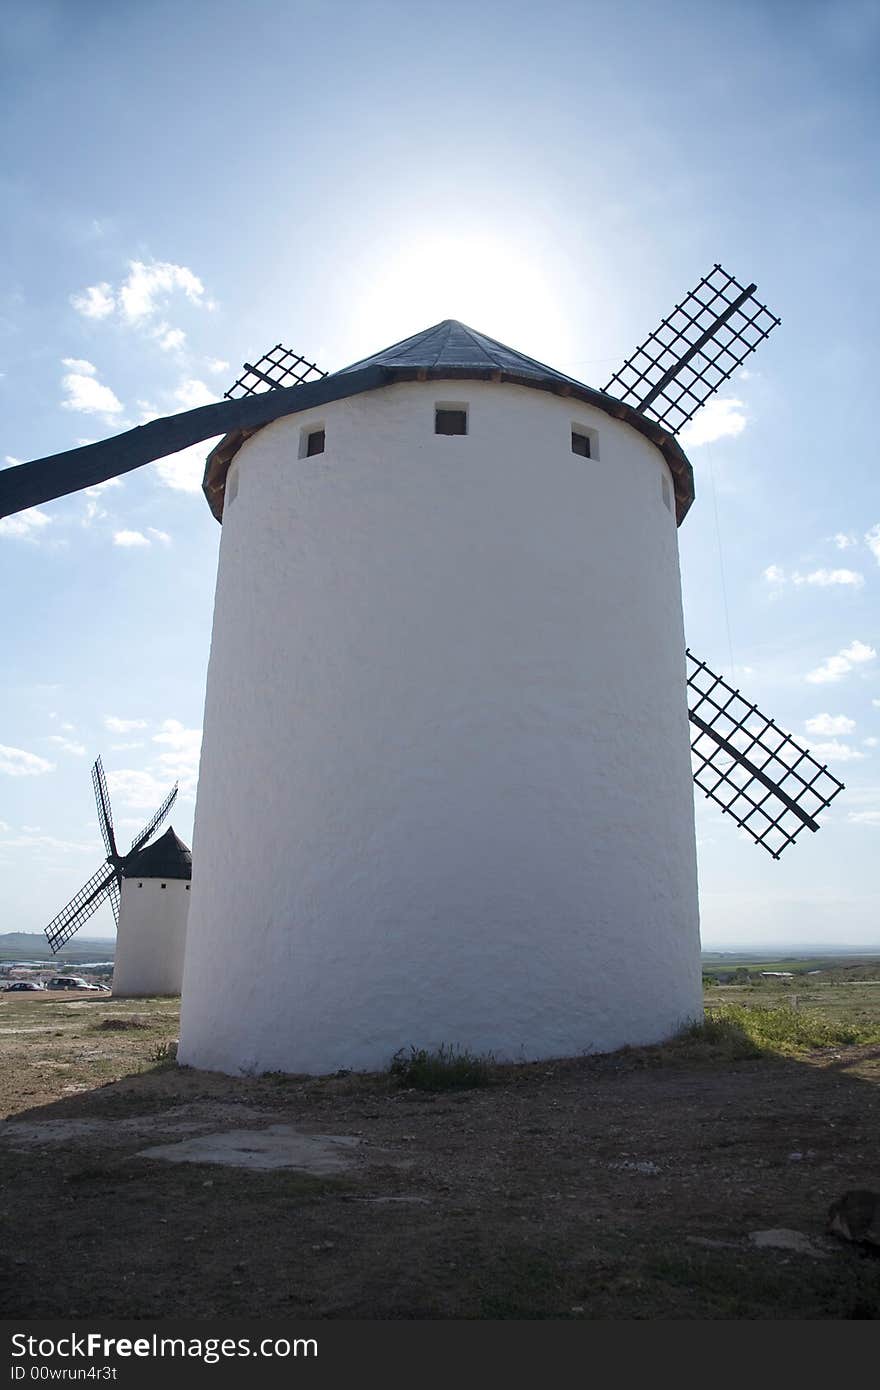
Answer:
113;825;192;997
3;267;843;1074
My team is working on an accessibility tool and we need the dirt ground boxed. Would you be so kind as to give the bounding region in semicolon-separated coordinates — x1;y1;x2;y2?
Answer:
1;989;879;1320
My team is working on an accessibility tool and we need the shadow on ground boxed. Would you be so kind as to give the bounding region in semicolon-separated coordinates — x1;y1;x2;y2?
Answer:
1;1023;879;1319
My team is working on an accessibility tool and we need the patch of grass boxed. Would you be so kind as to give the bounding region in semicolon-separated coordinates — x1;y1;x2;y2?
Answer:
150;1040;178;1066
682;1004;880;1058
390;1043;494;1091
96;1018;149;1032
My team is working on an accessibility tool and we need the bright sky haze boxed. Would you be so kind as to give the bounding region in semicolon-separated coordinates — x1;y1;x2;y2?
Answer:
1;0;879;948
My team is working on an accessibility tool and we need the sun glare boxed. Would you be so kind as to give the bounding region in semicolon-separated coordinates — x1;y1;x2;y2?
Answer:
344;234;576;371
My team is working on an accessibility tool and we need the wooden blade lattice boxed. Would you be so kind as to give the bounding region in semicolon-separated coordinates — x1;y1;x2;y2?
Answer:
91;755;117;860
686;650;844;858
225;345;326;399
604;266;781;435
43;864;119;952
128;782;179;855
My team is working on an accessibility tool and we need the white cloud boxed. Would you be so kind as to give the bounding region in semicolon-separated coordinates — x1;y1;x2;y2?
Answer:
84;477;122;498
119;260;206;322
153;719;202;796
4;455;23;466
832;532;857;550
805;713;856;736
206;358;230;374
61;359;123;417
764;565;864;589
106;768;170;810
113;529;150;548
806;640;877;685
0;506;51;540
174;378;216;410
48;735;87;756
70;283;115;320
793;568;864;589
153;437;221;492
155;324;186;352
147;527;171;546
82;498;106;527
874;699;880;709
847;810;880;826
808;740;866;763
864;737;879;749
108;728;198;808
865;524;880;565
0;831;95;854
679;398;747;448
0;745;54;777
104;716;148;733
110;741;144;751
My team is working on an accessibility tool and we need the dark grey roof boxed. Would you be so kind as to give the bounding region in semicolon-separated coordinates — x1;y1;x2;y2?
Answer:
337;320;588;387
203;319;695;526
123;826;192;881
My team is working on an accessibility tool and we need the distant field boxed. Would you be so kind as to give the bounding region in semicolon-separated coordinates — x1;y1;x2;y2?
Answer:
703;955;880;981
0;933;114;964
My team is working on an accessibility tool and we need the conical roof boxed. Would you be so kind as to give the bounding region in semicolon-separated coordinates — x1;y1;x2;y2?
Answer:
123;825;192;881
337;319;586;388
204;319;695;526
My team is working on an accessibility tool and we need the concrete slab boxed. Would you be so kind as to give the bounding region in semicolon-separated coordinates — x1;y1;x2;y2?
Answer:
139;1124;362;1174
749;1228;829;1258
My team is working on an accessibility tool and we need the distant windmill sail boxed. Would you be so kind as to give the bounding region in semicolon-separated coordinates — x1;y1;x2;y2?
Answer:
43;755;178;953
604;265;781;435
685;651;844;858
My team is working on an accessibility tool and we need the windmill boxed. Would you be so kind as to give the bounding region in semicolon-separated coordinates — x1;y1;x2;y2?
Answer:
43;755;178;953
1;263;847;1072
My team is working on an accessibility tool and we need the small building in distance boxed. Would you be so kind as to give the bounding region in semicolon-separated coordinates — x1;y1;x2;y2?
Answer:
112;826;192;997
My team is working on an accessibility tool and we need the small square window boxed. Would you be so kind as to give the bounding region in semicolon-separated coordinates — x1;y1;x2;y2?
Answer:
435;408;467;435
160;882;167;890
571;430;591;458
306;428;325;457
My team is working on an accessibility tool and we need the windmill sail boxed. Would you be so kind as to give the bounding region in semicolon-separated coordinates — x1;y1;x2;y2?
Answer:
128;781;179;855
0;363;385;521
686;650;844;858
91;754;118;860
604;265;781;435
44;863;119;952
224;344;326;399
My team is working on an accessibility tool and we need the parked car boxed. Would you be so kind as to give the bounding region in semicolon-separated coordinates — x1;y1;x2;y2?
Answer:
47;976;92;990
3;980;47;991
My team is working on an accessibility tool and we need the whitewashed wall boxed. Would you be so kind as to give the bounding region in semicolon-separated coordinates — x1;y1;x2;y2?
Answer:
113;877;190;997
179;380;701;1074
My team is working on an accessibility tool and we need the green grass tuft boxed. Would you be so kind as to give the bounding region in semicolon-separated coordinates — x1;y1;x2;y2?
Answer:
389;1043;494;1090
680;1003;880;1057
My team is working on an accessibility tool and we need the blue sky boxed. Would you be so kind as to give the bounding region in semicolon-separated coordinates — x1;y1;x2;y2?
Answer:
1;0;878;947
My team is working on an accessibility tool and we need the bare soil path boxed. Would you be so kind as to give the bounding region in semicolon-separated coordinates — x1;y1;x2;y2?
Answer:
1;992;878;1319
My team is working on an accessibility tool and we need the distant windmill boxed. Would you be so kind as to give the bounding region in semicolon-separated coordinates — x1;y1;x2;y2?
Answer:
3;263;848;1073
43;756;178;953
